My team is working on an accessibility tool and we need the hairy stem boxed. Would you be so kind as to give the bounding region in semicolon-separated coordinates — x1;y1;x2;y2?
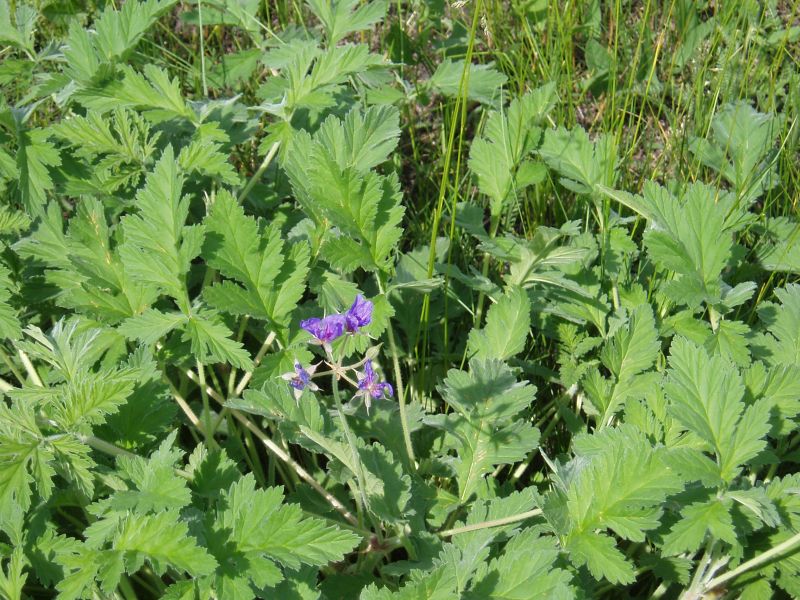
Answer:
331;371;374;530
235;330;276;396
680;541;715;600
196;360;215;446
376;274;416;467
17;349;43;386
238;141;280;203
703;530;800;594
437;508;543;538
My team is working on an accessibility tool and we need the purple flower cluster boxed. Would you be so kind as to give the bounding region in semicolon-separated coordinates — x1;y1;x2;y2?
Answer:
300;295;373;346
287;294;393;412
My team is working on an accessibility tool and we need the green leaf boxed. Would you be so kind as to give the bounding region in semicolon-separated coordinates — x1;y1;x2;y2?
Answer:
545;426;682;582
467;286;531;361
209;474;359;592
0;402;47;516
665;337;770;481
359;443;411;524
568;530;634;585
77;65;197;123
689;102;782;202
755;283;800;365
662;498;738;555
109;433;191;513
14;124;61;215
428;59;508;105
114;511;217;575
203;190;309;326
306;0;387;44
465;528;572;599
118;309;188;345
92;0;178;62
119;146;199;307
283;107;404;272
600;305;659;383
538;126;617;195
183;310;253;370
0;264;20;340
0;0;36;52
468;84;555;215
435;360;539;503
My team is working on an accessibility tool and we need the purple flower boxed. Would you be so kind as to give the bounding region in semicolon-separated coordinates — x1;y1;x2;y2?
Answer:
300;314;346;345
344;295;373;333
281;361;319;401
355;359;393;412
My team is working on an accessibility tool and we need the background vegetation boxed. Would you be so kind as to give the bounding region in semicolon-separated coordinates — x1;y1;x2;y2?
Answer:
1;0;800;598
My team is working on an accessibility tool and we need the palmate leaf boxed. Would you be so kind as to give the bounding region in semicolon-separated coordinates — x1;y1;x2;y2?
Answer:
465;528;572;600
435;360;539;503
447;488;542;588
0;264;20;340
544;426;683;584
206;474;359;596
306;0;387;45
0;402;49;517
90;0;177;62
203;190;309;327
538;126;617;196
467;286;531;361
468;84;555;216
56;511;217;600
183;309;253;370
77;65;197;123
359;443;411;524
661;497;738;556
755;283;800;366
640;183;745;308
16;200;157;322
284;106;403;272
665;337;771;482
590;304;660;424
0;108;61;215
689;102;782;202
428;59;508;105
119;145;199;306
108;433;191;513
63;0;178;83
259;41;387;124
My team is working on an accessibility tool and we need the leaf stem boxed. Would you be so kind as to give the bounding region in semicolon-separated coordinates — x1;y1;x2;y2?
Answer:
376;274;416;467
0;346;25;384
197;0;208;96
196;359;216;447
237;141;281;203
330;366;373;525
17;348;43;386
437;508;543;537
226;404;360;526
680;540;714;600
234;330;276;396
184;368;360;526
703;530;800;594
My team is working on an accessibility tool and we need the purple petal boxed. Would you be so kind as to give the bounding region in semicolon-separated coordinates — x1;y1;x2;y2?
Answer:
301;315;345;343
345;295;373;332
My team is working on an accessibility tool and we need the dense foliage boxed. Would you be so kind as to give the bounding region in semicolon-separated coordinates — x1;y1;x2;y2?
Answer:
1;0;800;598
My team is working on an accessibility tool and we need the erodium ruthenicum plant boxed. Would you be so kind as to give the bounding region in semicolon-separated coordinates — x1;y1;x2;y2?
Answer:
1;0;800;599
